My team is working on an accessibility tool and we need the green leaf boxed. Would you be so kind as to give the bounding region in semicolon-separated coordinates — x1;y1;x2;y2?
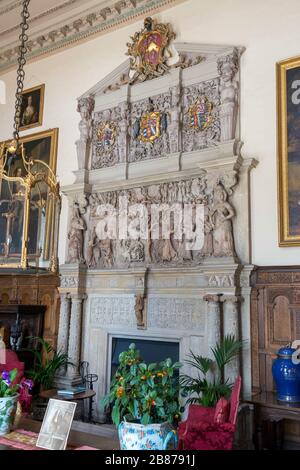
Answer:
141;413;151;425
112;403;121;426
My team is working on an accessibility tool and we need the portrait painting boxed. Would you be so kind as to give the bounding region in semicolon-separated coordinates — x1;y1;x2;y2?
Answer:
37;399;77;450
277;56;300;245
0;129;58;266
19;84;45;131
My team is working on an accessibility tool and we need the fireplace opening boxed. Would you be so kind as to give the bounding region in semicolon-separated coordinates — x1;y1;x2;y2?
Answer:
111;337;180;379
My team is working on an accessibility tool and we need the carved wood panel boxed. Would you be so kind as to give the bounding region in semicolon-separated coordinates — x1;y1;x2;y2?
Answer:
0;273;60;348
251;266;300;441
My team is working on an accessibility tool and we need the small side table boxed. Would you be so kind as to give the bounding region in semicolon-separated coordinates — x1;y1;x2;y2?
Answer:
246;392;300;450
39;389;96;423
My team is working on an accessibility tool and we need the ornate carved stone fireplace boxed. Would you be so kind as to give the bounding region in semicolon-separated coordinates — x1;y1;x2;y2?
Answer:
57;20;257;420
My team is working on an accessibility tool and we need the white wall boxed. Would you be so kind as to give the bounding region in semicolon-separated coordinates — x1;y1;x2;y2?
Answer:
0;0;300;266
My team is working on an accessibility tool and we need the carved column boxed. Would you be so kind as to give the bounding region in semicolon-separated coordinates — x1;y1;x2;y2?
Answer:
221;295;242;383
204;294;222;359
67;294;86;382
57;293;71;356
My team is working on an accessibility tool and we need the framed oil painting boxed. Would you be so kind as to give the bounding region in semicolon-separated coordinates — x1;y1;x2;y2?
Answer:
0;128;58;267
19;84;45;131
277;56;300;246
37;399;77;450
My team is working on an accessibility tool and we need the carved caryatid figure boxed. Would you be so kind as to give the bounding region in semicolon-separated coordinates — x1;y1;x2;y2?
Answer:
217;51;239;141
135;294;146;329
67;202;87;264
76;96;94;169
211;183;235;257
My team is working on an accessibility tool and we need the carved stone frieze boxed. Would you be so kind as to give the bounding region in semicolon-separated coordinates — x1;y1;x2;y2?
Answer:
90;296;136;328
147;297;205;331
83;169;238;270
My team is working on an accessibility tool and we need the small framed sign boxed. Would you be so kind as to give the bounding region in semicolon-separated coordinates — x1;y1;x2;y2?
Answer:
277;56;300;246
36;399;77;450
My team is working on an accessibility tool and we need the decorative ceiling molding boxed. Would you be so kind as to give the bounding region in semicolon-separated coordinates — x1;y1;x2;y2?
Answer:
0;0;187;75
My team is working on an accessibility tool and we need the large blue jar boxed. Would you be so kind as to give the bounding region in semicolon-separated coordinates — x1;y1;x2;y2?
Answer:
272;345;300;403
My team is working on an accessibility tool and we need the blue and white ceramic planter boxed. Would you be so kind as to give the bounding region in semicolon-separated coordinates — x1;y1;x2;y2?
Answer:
0;394;19;435
118;421;178;450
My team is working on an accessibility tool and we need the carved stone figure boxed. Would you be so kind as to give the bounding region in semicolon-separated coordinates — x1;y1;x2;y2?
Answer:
86;226;98;268
201;210;214;257
99;238;113;267
134;294;146;329
217;50;239;141
67;202;87;264
76;96;94;170
211;183;235;257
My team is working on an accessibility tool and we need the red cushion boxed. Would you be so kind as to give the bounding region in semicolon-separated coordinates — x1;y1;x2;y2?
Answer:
0;349;24;384
214;397;229;424
187;404;215;423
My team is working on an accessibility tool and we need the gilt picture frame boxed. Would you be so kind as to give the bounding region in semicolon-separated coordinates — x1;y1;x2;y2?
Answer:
277;56;300;246
19;84;45;132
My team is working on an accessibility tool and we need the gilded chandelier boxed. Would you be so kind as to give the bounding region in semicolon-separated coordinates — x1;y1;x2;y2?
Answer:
0;0;60;272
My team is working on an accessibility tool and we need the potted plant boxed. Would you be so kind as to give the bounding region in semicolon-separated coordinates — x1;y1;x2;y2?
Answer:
27;337;73;392
0;369;20;435
26;337;73;421
180;335;243;407
102;343;182;450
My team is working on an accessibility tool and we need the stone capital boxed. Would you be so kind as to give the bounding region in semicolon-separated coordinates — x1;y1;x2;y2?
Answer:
71;293;87;303
203;294;221;304
220;295;243;304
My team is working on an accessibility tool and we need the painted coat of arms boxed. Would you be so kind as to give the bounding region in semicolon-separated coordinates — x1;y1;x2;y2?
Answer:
189;97;213;131
97;121;117;150
127;17;175;84
140;112;161;143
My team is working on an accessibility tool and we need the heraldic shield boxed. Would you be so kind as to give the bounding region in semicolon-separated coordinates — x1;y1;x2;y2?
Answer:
189;97;213;131
140;112;161;143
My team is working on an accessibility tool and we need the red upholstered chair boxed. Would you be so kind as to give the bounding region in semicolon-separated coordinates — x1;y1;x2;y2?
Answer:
178;376;241;450
0;349;25;384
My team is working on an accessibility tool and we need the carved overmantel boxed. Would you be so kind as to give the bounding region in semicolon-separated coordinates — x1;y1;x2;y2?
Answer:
58;19;257;413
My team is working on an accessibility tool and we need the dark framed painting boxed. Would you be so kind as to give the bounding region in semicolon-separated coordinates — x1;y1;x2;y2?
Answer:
277;56;300;246
0;129;58;265
19;84;45;131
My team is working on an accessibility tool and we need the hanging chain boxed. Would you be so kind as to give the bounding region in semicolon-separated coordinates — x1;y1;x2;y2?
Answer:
13;0;30;146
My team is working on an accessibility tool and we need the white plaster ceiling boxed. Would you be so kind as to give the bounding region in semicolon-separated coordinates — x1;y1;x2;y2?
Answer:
0;0;187;73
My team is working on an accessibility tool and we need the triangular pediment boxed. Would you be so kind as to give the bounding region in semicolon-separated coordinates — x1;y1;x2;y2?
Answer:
78;42;244;100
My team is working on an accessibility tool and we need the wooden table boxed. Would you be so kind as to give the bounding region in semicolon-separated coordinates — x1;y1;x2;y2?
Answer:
246;392;300;449
39;389;96;423
0;418;119;450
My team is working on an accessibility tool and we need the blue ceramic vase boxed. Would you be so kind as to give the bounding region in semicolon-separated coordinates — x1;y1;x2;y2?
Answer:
272;345;300;403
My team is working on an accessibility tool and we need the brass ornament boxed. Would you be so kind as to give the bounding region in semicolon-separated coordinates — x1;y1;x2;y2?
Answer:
126;17;175;84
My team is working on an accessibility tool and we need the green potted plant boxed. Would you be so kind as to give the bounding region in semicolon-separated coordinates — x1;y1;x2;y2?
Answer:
102;343;182;450
180;335;244;407
27;337;74;392
0;369;20;435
